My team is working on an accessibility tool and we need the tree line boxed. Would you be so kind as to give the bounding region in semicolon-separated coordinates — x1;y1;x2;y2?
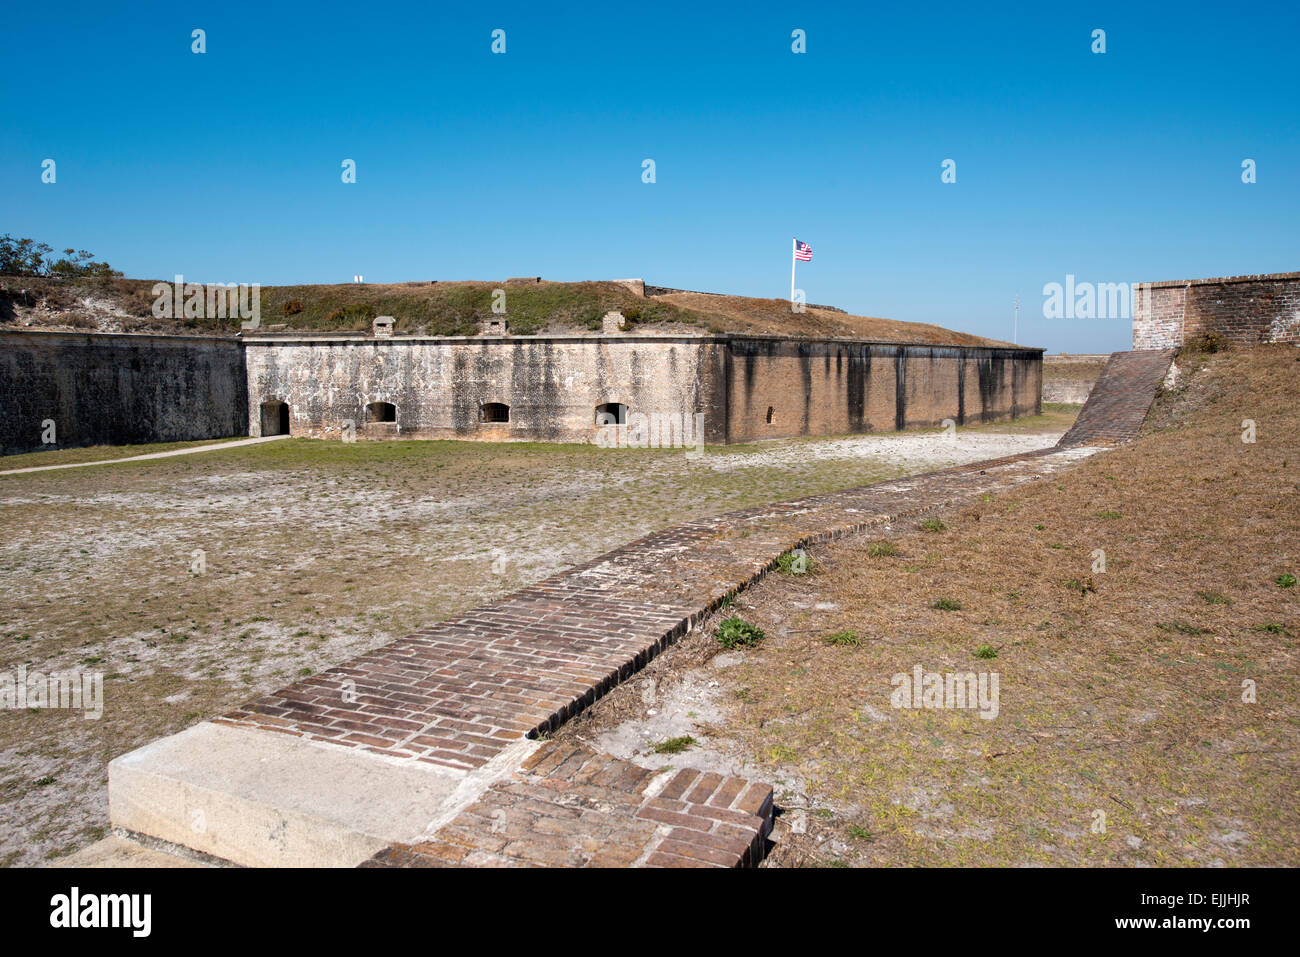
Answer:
0;234;122;278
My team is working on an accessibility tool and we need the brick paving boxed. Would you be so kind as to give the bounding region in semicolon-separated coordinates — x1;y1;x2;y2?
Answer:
361;742;773;868
208;349;1168;866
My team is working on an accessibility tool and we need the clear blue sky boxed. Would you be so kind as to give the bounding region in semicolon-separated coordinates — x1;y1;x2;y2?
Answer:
3;1;1296;352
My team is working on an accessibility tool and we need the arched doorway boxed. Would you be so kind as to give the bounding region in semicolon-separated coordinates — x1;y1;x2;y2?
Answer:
481;402;510;423
260;400;290;436
365;401;397;423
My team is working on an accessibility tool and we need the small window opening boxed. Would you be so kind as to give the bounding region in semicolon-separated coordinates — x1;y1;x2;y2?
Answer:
595;402;628;426
766;406;775;424
366;401;397;423
481;402;510;423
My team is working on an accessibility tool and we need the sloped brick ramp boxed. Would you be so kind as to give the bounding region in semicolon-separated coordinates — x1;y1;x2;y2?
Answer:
105;349;1171;868
1057;348;1175;446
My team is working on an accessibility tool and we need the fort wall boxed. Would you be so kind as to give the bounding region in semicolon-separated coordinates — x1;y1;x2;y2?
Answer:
244;335;1042;445
0;330;246;456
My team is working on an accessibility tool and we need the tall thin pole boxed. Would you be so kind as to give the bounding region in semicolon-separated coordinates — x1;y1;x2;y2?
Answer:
1014;293;1020;344
790;238;797;304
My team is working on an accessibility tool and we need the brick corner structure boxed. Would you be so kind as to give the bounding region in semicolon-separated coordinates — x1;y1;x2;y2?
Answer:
360;743;774;868
1133;271;1300;350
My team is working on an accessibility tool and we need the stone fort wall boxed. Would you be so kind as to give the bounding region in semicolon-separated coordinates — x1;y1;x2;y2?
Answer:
244;334;1042;444
0;330;247;456
1133;272;1300;349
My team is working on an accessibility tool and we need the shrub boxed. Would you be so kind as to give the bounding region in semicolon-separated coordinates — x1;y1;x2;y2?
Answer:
974;644;998;659
931;598;962;611
867;541;897;557
920;518;946;533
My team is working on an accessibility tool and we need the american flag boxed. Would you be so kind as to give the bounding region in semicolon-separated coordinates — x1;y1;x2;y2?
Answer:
794;239;812;262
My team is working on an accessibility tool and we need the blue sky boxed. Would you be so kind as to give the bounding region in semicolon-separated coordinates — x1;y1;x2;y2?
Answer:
3;1;1296;352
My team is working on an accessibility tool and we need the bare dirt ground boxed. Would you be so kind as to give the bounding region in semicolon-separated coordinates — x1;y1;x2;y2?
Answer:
0;410;1072;866
555;348;1300;867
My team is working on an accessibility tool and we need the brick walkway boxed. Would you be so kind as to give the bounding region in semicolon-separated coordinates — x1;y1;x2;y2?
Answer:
199;349;1171;867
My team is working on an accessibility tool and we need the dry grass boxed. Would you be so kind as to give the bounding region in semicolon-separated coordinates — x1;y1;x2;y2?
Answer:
560;346;1299;867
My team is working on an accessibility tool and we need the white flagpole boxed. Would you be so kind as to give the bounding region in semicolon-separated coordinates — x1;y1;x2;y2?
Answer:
790;237;797;304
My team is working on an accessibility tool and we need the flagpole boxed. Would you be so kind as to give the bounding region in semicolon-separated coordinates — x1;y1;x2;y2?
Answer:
790;237;796;304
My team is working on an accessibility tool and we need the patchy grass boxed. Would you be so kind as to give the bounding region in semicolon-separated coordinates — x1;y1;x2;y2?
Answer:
652;735;697;755
822;630;862;647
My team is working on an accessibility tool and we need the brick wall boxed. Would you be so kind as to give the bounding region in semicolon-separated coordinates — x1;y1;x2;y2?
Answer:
1133;272;1300;349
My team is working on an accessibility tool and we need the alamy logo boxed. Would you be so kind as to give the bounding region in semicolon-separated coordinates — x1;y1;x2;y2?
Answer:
152;274;261;329
1;665;102;719
1042;274;1132;319
50;887;150;937
890;665;999;720
596;411;705;458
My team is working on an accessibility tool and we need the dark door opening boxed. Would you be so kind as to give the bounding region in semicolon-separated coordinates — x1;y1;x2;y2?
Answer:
260;400;290;436
366;401;397;423
595;402;628;426
481;402;510;423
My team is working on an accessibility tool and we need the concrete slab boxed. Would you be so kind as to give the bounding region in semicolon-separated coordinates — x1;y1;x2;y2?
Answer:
109;721;539;868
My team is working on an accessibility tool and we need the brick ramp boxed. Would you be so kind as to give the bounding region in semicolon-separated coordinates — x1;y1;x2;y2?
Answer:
361;743;773;868
1056;349;1175;446
113;443;1105;868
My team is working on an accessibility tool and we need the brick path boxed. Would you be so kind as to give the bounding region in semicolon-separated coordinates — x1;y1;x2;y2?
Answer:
202;349;1169;866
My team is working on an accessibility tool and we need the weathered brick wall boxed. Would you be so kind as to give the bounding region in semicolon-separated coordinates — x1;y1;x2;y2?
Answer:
0;330;247;456
244;335;729;444
245;335;1041;445
724;339;1041;442
1133;272;1300;349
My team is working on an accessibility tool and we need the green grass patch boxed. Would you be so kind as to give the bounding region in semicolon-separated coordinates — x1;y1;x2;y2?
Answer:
716;615;766;649
822;630;861;647
652;735;697;755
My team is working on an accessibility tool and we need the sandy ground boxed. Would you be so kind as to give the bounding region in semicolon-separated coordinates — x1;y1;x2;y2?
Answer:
0;416;1069;866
